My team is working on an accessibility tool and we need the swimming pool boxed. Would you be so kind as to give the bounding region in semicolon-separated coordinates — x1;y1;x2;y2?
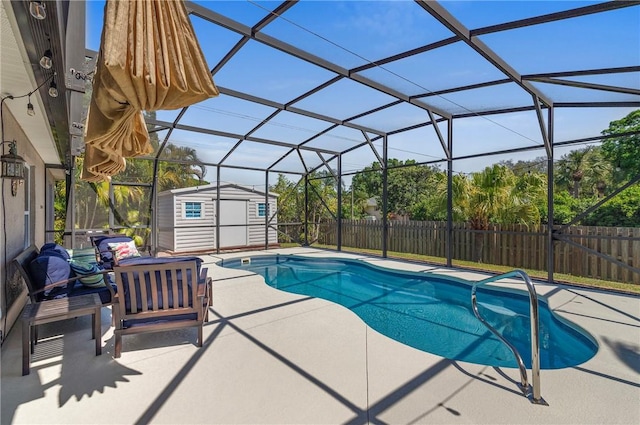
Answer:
222;255;598;369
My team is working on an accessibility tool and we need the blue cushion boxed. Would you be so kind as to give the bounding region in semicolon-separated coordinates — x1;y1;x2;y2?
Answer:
40;243;71;260
67;275;117;304
28;254;72;300
123;313;198;329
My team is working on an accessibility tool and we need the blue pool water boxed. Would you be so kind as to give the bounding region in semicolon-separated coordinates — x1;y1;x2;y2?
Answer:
222;255;598;369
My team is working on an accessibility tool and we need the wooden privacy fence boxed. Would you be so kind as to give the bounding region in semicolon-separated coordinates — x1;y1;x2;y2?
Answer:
318;219;640;284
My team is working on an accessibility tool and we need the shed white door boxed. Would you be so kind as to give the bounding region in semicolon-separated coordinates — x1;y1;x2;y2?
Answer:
218;200;248;247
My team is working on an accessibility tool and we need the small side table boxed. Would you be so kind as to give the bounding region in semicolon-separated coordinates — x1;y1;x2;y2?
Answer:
21;293;102;376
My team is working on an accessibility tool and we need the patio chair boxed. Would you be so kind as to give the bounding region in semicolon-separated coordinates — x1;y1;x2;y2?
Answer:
111;258;211;357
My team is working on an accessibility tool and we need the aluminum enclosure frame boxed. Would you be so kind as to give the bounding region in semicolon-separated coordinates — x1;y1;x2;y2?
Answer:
14;0;638;283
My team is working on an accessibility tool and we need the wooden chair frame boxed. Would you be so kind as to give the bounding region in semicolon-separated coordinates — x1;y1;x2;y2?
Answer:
112;260;211;358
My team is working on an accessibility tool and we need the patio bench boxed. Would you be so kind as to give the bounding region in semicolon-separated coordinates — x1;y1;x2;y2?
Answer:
13;245;116;305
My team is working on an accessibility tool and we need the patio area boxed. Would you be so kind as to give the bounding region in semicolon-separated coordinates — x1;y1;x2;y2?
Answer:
1;247;638;424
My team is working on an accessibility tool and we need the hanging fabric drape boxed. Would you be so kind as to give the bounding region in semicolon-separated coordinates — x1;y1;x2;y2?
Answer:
82;0;219;182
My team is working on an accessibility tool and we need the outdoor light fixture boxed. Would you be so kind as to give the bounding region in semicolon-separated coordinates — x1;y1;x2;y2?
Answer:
29;1;46;20
1;141;25;196
48;79;58;98
26;96;35;116
39;49;53;70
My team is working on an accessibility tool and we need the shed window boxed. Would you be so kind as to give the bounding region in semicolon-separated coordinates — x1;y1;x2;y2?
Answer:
258;203;268;217
184;202;203;219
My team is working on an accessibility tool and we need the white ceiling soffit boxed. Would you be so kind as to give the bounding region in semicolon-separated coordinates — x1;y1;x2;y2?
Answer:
0;2;59;165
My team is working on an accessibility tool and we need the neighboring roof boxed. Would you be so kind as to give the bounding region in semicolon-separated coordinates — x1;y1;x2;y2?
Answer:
158;182;279;198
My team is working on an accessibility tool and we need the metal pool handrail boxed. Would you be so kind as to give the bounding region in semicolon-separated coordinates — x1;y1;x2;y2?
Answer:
471;269;545;405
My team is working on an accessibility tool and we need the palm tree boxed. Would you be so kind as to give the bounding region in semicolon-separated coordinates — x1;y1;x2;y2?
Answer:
582;148;613;198
432;165;545;261
556;147;614;199
158;144;207;191
306;171;338;244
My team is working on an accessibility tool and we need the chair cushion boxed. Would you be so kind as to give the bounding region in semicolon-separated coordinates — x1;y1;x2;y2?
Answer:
122;313;198;329
40;243;71;260
95;236;134;268
67;274;117;304
107;240;141;262
28;254;72;300
69;260;106;287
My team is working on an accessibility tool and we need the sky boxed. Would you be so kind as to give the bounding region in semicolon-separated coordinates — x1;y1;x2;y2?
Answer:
85;0;640;188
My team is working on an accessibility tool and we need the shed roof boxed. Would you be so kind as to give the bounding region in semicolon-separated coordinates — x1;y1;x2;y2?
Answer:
159;182;279;198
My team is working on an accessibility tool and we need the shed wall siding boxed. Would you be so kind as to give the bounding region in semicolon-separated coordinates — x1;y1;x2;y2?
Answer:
157;186;278;253
174;194;215;252
247;200;277;246
157;194;175;251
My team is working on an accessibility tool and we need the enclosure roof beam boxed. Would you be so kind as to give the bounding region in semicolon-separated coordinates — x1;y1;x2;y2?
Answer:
523;66;640;79
189;1;453;126
146;119;340;155
138;154;305;176
533;96;552;157
350;36;459;74
361;131;384;166
414;79;512;99
218;86;384;136
525;77;640;96
349;2;637;76
554;101;640;108
220;109;284;166
296;149;309;174
315;151;337;180
470;1;640;36
426;109;449;159
415;0;554;108
267;149;296;172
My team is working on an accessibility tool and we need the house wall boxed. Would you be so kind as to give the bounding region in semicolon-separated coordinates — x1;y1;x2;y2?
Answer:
0;108;49;342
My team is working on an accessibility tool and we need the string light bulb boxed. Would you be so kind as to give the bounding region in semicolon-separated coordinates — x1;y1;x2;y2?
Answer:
27;95;35;116
29;1;46;20
39;49;53;70
48;79;58;98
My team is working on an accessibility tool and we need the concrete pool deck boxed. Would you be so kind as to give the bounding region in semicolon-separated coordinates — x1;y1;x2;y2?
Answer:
1;247;638;424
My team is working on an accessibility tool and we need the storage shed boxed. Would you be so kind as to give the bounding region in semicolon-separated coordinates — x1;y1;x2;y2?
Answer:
157;183;278;253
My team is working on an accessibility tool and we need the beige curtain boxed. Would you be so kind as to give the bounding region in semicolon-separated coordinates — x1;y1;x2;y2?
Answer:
82;0;219;182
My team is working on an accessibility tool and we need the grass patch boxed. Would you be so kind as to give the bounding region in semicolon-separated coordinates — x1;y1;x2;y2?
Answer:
301;244;640;295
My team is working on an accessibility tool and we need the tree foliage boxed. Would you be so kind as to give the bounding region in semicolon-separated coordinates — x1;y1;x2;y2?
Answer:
555;147;612;198
582;185;640;227
601;109;640;182
351;159;440;218
270;172;339;244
